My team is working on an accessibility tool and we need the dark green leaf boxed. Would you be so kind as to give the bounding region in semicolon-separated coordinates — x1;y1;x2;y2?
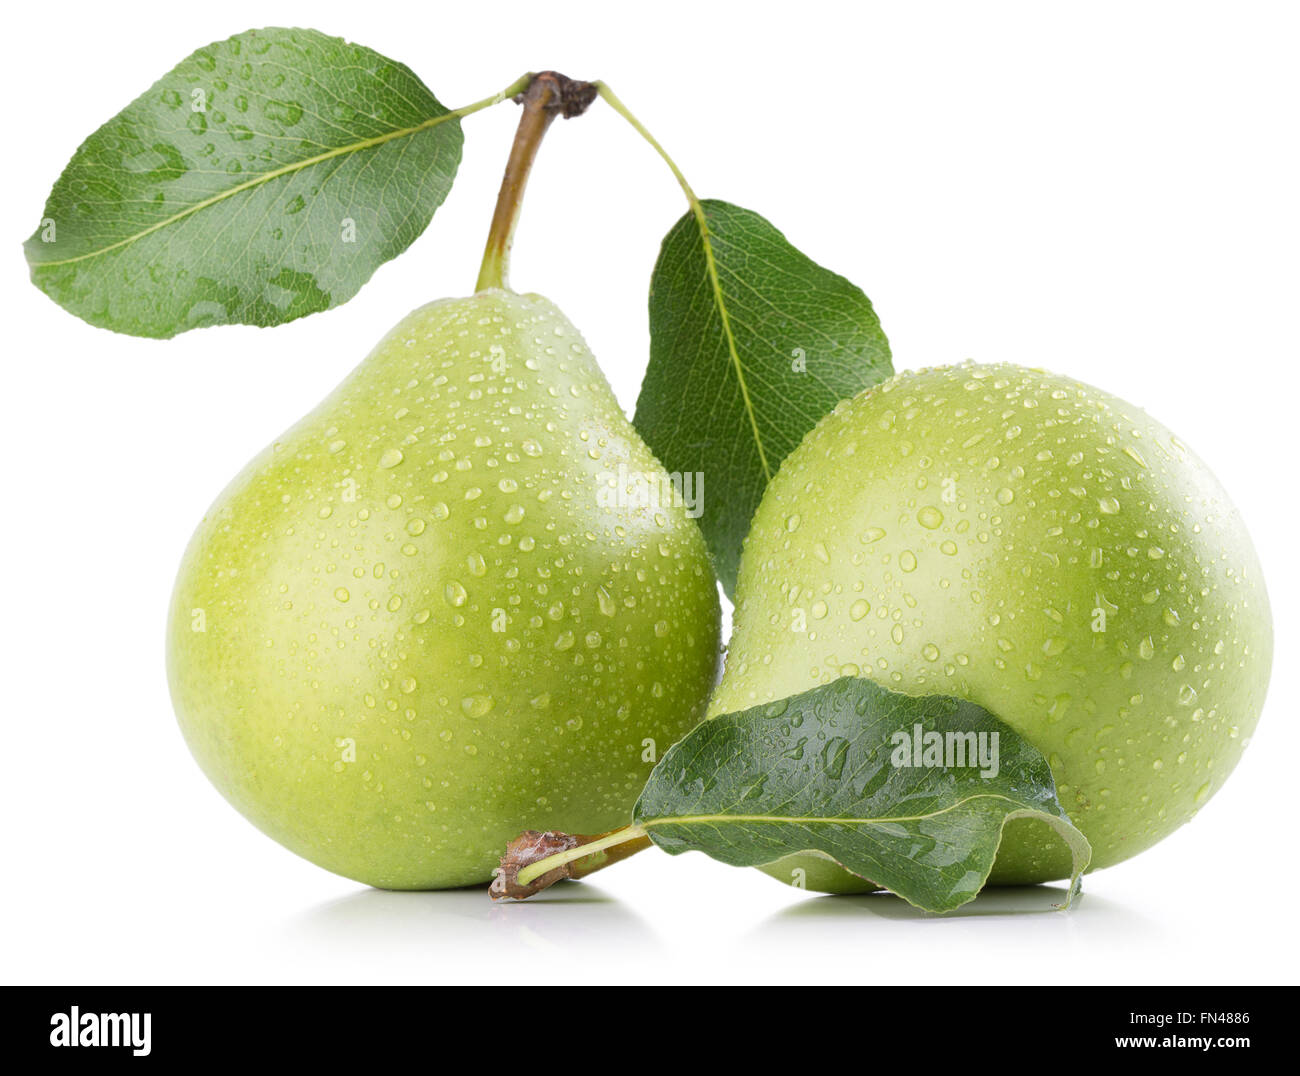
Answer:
25;27;463;337
634;677;1090;913
634;201;892;596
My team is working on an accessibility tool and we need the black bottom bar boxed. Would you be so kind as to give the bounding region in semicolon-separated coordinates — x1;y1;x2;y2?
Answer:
3;986;1289;1063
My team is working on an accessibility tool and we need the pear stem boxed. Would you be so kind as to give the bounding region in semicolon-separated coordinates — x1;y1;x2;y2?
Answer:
518;824;649;887
475;72;597;293
490;823;651;900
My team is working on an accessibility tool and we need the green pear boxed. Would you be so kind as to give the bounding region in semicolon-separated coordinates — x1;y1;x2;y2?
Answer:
711;362;1271;891
167;289;721;889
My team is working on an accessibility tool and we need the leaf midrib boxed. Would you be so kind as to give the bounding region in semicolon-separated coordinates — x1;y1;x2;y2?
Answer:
31;110;459;269
689;205;773;482
641;791;1044;830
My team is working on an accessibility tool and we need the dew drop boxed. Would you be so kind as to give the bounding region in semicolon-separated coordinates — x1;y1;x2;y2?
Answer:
461;694;493;717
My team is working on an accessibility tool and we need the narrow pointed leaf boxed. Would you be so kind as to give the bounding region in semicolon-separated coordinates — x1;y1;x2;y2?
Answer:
25;27;463;337
634;677;1090;913
634;201;892;596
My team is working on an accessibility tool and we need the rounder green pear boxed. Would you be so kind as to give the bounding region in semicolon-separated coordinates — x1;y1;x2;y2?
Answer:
168;288;721;888
711;362;1271;891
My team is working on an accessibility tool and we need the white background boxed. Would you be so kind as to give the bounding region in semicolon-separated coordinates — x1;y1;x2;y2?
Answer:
2;0;1296;985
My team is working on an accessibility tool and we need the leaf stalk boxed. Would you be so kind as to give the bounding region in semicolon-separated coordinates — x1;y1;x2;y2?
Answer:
593;83;771;481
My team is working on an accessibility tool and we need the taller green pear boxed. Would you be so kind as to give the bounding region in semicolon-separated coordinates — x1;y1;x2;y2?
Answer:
168;289;721;888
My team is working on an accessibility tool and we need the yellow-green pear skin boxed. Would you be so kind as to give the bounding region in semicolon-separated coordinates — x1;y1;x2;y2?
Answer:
168;290;721;889
711;362;1271;890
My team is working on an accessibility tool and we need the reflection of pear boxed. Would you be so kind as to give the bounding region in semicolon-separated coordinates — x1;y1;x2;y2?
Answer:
168;289;721;889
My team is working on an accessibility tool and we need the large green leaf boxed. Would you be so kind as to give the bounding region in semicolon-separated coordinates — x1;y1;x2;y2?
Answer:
634;201;892;596
25;27;463;337
634;677;1090;913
